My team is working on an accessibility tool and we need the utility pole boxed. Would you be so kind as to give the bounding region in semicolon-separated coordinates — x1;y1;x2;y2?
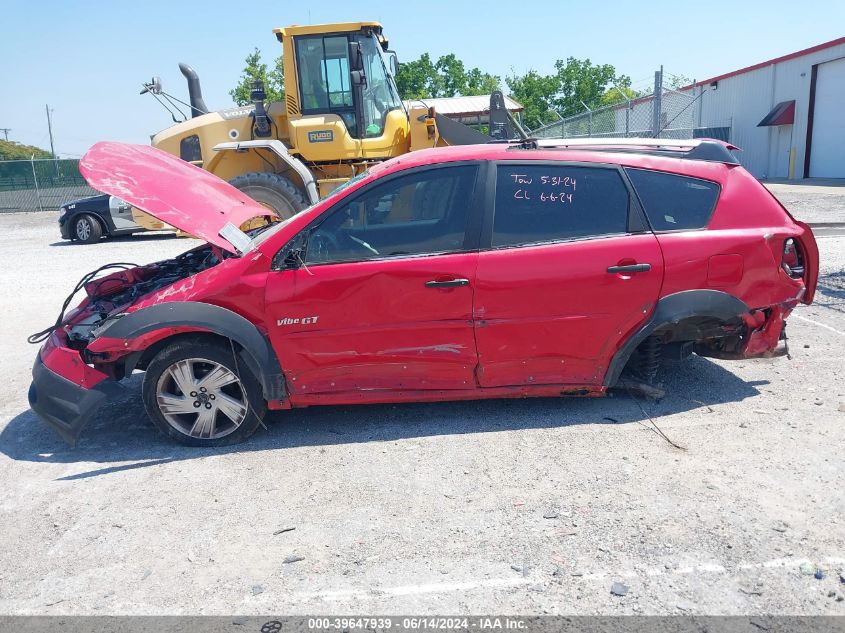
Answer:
45;105;56;159
0;128;10;141
652;66;663;138
30;153;44;212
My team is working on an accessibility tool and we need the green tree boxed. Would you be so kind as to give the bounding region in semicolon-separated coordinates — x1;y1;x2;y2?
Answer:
396;53;500;100
465;67;501;96
230;48;284;106
0;140;51;160
599;84;640;107
395;53;439;99
665;73;693;91
435;54;467;97
506;58;632;130
551;58;631;116
504;69;561;130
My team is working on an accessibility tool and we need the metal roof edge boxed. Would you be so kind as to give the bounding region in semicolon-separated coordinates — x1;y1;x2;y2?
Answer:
680;36;845;90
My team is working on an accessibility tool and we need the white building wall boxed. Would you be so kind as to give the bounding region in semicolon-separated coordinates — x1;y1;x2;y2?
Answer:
620;41;845;179
808;57;845;176
689;41;845;179
689;68;780;177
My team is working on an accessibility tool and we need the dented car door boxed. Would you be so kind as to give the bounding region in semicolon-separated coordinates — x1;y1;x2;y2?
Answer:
473;162;664;387
265;163;483;396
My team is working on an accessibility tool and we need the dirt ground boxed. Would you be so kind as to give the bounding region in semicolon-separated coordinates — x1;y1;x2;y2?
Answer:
763;181;845;225
0;209;843;616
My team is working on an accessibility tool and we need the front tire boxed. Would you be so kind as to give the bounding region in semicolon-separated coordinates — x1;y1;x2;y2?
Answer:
73;214;103;243
229;172;309;222
142;338;266;447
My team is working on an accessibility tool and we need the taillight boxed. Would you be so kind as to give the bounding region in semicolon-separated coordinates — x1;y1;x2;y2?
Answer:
782;238;805;279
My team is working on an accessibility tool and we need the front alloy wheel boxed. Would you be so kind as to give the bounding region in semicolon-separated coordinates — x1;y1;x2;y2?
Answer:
156;358;247;440
142;338;266;446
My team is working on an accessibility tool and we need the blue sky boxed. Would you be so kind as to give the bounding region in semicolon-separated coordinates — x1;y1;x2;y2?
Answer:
2;0;843;157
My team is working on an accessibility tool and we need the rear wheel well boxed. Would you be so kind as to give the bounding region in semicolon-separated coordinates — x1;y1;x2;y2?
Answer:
621;315;745;383
653;314;745;344
606;290;751;387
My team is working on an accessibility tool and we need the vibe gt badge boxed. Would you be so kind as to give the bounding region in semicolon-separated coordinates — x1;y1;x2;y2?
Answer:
277;316;320;326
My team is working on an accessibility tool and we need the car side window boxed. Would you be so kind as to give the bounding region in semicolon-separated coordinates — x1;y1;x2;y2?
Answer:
305;165;477;264
625;168;720;231
493;165;629;247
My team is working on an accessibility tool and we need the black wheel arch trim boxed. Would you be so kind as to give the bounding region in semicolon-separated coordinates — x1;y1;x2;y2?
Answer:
106;301;286;401
603;289;750;387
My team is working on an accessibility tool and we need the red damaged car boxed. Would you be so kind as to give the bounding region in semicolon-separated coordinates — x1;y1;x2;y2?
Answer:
28;139;818;446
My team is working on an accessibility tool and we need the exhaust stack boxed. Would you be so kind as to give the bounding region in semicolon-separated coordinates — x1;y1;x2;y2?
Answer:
178;63;209;117
250;80;272;138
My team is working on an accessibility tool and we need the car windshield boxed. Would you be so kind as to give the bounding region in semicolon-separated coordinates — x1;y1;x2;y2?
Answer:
249;170;371;248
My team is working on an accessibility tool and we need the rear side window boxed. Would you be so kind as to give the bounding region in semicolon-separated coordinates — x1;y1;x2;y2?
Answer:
625;168;720;231
493;165;629;247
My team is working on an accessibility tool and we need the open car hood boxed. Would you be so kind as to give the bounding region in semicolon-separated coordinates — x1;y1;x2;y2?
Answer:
79;142;277;254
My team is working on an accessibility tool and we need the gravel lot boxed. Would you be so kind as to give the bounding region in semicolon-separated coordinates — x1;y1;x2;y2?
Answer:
0;207;843;616
763;181;845;225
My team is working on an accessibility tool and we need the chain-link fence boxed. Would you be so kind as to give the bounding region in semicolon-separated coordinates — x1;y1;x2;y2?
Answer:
529;86;732;143
0;158;100;213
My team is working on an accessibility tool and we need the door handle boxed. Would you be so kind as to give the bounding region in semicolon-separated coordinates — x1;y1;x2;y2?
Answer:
607;263;652;274
425;278;470;288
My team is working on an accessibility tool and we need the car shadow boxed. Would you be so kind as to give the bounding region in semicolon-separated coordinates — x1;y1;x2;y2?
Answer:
0;355;763;479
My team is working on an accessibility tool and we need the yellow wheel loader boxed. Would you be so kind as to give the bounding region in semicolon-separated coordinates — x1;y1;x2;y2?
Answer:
142;22;524;218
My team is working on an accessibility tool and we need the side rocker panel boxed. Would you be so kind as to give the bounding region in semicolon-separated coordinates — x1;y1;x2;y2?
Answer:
103;302;286;401
603;289;750;387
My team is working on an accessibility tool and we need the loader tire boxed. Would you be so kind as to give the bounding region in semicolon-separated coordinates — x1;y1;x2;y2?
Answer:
229;172;309;221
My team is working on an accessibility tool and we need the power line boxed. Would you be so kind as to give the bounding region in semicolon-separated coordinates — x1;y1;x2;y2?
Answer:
0;128;9;141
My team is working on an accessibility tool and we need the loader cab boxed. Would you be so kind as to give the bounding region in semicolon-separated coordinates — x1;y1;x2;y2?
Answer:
293;27;402;139
296;35;357;134
279;23;404;149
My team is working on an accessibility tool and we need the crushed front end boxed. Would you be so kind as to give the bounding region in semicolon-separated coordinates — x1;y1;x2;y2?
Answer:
29;329;125;446
28;246;226;445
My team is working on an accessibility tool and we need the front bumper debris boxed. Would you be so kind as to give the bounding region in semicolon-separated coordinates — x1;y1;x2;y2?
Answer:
28;333;124;446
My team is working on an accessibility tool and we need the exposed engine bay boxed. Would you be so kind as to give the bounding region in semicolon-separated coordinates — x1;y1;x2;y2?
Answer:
89;246;223;311
29;245;227;349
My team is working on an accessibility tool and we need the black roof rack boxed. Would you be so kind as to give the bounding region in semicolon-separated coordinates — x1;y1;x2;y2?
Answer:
505;137;741;165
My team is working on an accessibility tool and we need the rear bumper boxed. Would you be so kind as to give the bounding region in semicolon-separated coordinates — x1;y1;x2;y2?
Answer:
28;339;123;446
741;305;789;357
695;304;793;361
